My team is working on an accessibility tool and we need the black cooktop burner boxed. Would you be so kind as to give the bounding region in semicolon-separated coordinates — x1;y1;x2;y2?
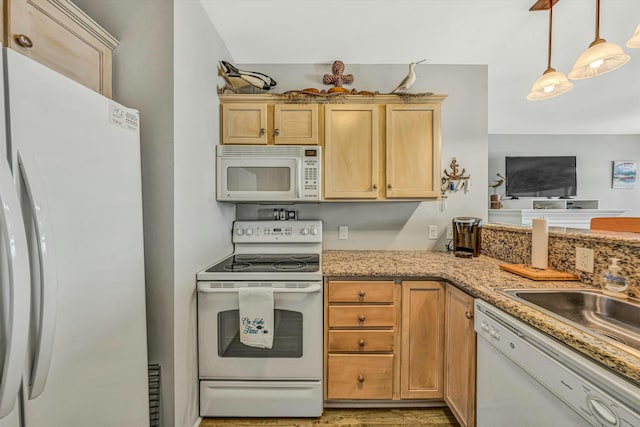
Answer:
206;253;320;274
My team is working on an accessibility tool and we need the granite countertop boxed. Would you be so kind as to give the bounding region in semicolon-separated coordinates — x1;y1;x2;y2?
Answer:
322;250;640;387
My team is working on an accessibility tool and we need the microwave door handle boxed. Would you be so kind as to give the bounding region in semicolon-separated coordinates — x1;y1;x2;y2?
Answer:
197;284;322;294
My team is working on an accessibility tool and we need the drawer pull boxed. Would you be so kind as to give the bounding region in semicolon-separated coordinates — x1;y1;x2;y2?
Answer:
259;128;265;136
358;340;366;347
372;184;378;190
358;290;366;297
15;34;34;48
357;375;365;383
358;315;366;322
465;311;474;319
274;128;280;136
387;184;393;189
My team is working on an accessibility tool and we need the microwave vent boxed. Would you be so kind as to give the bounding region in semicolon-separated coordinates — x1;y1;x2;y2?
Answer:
218;145;307;157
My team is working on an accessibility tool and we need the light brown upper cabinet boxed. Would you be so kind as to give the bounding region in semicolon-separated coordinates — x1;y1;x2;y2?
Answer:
220;98;319;145
5;0;118;97
386;104;441;198
323;104;380;199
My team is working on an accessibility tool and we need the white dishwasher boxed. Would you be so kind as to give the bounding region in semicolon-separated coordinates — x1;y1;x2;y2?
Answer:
475;300;640;427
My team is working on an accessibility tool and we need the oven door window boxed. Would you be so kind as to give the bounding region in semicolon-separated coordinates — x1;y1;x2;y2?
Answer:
218;309;303;358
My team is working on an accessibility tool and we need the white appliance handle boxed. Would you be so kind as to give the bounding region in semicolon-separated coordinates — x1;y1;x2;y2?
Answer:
0;160;30;418
17;152;57;400
197;283;322;294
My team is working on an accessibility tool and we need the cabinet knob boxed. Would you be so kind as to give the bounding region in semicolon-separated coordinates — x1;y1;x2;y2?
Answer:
15;34;34;48
358;290;366;297
274;129;280;137
388;184;393;189
358;315;366;322
357;375;365;383
465;311;474;319
259;128;265;136
372;184;378;190
358;339;366;347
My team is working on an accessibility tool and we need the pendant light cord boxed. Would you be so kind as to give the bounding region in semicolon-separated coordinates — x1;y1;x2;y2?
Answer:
547;0;553;70
595;0;600;40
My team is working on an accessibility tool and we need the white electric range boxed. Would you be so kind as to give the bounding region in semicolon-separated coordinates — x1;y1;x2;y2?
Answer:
196;220;323;418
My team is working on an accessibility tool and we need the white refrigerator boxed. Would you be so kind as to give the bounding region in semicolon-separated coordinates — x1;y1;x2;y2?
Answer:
0;48;149;426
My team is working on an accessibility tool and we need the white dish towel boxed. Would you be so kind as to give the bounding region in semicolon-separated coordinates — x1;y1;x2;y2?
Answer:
238;287;274;349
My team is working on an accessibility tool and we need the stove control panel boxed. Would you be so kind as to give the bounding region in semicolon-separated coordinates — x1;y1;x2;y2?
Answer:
233;220;323;243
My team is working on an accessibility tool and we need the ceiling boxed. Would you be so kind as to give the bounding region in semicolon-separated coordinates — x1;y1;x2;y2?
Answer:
200;0;640;135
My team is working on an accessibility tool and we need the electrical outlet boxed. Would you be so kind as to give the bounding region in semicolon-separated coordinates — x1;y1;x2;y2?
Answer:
575;247;594;273
428;225;438;240
446;225;453;239
338;226;348;240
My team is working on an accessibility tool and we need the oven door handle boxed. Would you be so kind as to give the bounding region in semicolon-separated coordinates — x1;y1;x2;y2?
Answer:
197;283;322;294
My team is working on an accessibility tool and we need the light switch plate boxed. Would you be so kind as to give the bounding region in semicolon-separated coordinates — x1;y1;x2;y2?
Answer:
338;226;348;240
428;225;438;240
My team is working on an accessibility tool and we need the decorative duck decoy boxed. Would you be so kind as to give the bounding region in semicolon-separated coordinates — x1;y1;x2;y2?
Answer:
219;61;277;91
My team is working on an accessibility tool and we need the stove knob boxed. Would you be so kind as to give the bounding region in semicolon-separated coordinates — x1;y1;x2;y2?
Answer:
236;228;244;236
300;227;309;236
245;228;254;236
310;227;318;235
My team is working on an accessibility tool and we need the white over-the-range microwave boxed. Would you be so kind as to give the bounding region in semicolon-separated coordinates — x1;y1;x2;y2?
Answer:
216;145;321;202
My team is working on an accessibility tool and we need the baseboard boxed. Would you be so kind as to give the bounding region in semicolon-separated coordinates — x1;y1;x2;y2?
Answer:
324;400;447;408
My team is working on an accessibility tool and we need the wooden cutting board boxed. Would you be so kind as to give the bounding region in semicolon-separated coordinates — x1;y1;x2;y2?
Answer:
499;263;579;281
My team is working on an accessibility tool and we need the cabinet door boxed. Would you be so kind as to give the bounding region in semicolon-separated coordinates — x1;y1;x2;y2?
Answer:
273;104;318;145
324;104;379;199
401;281;444;399
444;284;476;427
221;103;268;144
7;0;116;97
386;104;441;198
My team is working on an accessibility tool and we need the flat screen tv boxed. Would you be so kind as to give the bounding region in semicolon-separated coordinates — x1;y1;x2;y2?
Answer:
505;156;577;198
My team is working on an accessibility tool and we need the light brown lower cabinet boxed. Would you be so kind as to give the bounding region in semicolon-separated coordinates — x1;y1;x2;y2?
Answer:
325;279;447;402
444;284;476;427
400;281;445;399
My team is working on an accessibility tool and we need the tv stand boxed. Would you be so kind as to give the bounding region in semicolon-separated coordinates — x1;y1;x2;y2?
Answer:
488;199;628;229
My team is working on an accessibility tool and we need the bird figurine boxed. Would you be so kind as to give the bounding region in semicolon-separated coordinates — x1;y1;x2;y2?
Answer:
489;172;505;192
391;59;426;94
219;61;277;91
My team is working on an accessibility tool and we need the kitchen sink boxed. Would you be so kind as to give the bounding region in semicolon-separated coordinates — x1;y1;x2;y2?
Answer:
501;289;640;353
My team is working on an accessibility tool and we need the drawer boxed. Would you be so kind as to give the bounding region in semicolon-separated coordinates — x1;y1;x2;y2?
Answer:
327;354;393;400
329;305;395;328
328;330;394;352
328;281;395;303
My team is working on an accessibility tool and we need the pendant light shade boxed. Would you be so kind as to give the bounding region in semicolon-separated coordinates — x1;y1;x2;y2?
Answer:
527;0;573;101
527;68;573;100
627;24;640;48
568;0;630;80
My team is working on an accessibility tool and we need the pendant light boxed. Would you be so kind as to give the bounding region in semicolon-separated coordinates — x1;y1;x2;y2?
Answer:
527;0;573;101
568;0;630;80
627;24;640;48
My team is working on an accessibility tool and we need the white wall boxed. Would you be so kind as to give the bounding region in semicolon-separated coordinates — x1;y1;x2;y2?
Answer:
72;0;177;424
174;1;234;426
236;63;488;250
72;1;235;426
489;134;640;216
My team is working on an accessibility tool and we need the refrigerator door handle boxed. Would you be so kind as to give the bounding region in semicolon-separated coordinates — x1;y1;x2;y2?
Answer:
0;159;30;418
17;151;58;400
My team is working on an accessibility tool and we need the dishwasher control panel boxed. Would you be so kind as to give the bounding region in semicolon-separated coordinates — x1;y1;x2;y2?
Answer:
475;300;640;427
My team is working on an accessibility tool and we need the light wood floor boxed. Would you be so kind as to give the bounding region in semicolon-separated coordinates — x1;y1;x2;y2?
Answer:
200;408;460;426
